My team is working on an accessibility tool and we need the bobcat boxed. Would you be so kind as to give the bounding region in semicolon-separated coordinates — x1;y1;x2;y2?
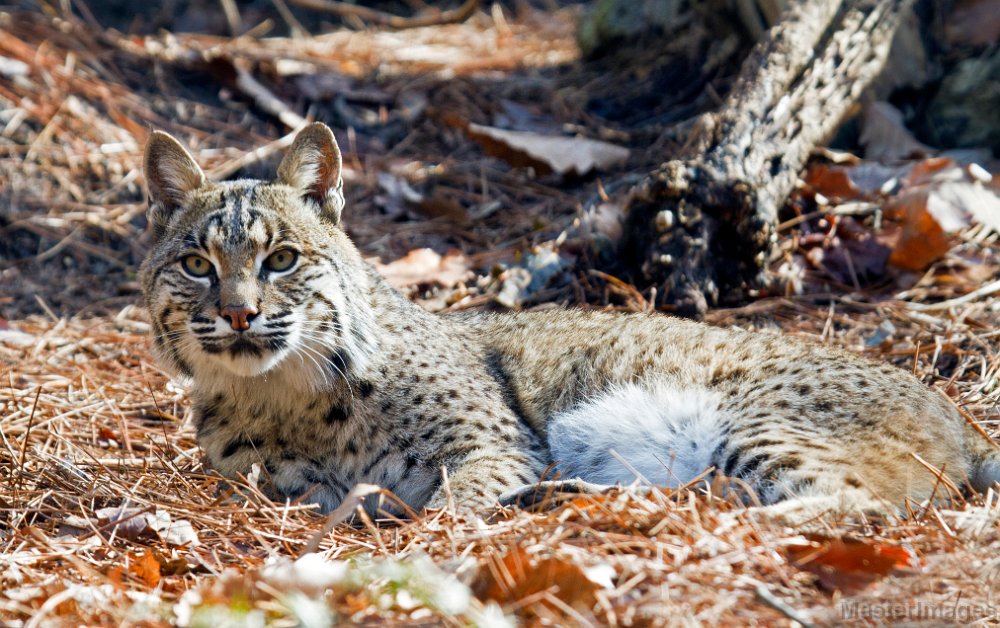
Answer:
140;122;1000;519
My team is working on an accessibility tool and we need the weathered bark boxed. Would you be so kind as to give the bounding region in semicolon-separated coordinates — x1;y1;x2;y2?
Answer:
621;0;911;316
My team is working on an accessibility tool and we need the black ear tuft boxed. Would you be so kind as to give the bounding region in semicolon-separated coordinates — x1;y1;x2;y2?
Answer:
277;122;344;224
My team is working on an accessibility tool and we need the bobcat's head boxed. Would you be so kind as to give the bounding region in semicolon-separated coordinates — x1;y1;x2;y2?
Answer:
139;123;376;387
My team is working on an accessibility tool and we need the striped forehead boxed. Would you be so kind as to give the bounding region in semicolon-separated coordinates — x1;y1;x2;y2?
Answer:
196;187;275;252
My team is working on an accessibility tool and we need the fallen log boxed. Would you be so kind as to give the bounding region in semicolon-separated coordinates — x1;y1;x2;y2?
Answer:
620;0;912;315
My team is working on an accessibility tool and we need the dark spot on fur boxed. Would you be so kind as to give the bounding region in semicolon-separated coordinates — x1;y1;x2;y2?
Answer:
222;437;254;458
325;405;351;424
723;451;742;476
736;454;769;478
359;380;374;397
329;349;351;377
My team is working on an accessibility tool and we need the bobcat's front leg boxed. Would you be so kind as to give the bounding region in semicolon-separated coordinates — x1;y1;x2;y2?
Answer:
425;446;547;513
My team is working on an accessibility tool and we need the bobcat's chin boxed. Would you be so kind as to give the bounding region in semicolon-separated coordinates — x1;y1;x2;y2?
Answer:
212;349;289;377
190;333;295;378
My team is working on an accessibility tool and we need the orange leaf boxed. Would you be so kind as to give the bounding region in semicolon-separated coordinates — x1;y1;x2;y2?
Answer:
886;191;952;271
785;535;914;594
129;551;161;589
98;427;118;442
474;548;601;614
106;565;126;589
805;164;861;200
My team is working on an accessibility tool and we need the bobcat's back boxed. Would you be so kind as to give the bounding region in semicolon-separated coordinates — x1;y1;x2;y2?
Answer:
461;309;998;508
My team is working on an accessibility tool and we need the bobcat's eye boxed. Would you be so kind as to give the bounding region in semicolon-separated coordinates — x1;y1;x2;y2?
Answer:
264;249;298;273
180;254;213;278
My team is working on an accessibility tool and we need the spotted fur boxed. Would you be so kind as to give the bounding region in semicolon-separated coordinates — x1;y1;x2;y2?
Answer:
140;123;1000;517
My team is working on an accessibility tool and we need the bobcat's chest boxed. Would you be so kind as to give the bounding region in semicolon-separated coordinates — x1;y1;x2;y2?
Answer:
192;388;439;511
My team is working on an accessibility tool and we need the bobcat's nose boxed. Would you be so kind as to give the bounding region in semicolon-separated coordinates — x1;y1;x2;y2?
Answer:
220;304;258;331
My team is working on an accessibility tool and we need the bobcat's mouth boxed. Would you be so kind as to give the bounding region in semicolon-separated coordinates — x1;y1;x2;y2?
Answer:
228;336;265;357
198;332;292;377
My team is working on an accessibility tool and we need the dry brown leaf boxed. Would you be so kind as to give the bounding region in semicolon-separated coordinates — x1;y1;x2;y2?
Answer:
416;188;470;224
785;535;914;594
474;547;603;614
883;157;1000;270
467;123;629;177
376;249;473;289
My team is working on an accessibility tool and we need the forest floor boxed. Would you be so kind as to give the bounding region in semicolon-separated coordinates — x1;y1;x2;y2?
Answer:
3;2;1000;626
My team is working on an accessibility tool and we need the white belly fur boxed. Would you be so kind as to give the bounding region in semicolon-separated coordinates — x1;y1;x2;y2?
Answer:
547;381;727;487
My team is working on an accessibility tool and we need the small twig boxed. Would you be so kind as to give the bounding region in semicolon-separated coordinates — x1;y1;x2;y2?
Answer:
271;0;309;38
777;202;879;231
288;0;479;29
750;580;815;628
909;454;964;504
301;483;382;556
233;61;307;130
953;402;1000;452
903;278;1000;312
220;0;244;36
17;387;42;489
206;126;302;181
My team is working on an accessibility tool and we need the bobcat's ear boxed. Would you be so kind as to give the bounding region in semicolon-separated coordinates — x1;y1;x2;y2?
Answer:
144;131;206;239
277;122;344;225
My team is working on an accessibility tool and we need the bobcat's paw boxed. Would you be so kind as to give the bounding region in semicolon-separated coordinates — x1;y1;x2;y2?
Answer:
499;479;619;511
739;492;896;530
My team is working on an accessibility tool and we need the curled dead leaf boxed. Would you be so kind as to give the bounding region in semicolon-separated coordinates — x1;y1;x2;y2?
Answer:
376;249;473;289
61;507;199;547
466;123;629;177
860;102;932;162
